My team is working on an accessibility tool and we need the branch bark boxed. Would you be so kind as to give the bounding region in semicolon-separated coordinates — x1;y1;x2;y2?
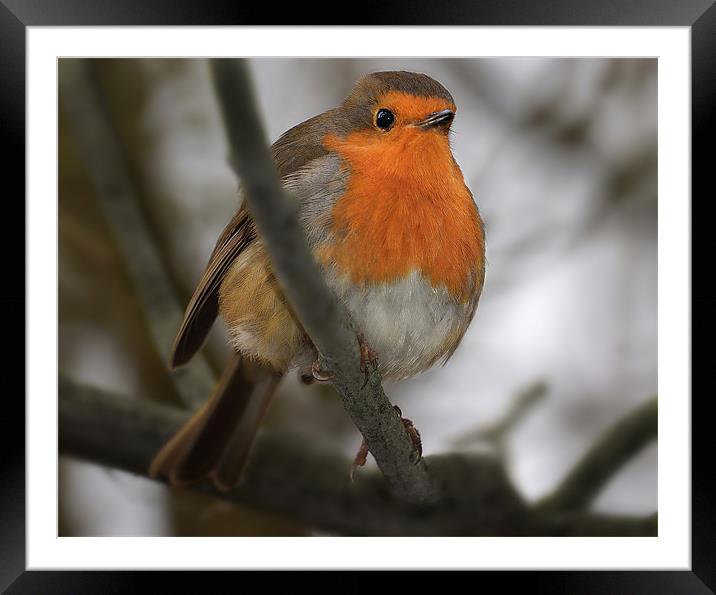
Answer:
59;377;656;537
208;59;435;505
59;59;215;410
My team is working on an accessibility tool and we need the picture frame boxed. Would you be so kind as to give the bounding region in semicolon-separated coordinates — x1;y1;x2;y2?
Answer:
5;0;710;591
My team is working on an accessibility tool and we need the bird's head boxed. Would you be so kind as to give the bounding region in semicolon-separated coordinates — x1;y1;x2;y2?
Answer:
341;71;456;135
324;71;459;183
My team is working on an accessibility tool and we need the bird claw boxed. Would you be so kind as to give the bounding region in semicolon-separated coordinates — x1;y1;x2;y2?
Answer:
357;333;378;388
310;360;333;382
358;334;378;374
349;407;423;481
394;405;423;460
349;439;370;482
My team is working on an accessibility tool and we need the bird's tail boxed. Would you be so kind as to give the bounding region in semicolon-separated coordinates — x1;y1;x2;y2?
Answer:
149;355;280;492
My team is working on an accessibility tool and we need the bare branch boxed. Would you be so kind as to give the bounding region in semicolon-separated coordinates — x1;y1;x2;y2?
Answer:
59;59;215;409
208;59;435;505
536;396;658;513
59;377;656;536
453;380;548;453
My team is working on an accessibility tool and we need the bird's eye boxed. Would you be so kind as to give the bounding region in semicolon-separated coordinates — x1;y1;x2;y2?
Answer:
375;108;395;130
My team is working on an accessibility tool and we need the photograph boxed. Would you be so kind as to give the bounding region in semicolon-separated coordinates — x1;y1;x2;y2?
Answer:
57;57;658;538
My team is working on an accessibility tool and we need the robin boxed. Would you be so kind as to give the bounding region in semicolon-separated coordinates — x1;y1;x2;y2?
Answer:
149;71;486;491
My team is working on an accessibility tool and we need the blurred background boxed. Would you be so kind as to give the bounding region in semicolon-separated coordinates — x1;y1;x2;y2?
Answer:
59;58;657;536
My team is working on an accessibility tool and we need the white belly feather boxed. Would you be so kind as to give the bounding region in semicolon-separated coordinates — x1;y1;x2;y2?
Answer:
326;269;470;380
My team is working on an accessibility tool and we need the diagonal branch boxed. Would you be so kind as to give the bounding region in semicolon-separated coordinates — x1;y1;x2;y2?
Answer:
58;377;656;537
536;396;658;513
59;59;215;409
453;380;548;453
208;59;435;505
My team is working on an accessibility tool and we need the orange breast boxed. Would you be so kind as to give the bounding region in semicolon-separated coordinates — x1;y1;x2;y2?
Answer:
322;128;485;303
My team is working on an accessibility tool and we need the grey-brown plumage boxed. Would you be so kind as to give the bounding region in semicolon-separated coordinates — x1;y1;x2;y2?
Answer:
149;71;485;490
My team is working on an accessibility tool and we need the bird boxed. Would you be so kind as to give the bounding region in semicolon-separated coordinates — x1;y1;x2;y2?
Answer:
149;70;486;492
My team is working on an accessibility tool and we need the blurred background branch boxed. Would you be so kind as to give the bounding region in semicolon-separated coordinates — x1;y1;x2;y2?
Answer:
536;396;657;514
59;59;215;410
453;379;548;455
59;375;656;536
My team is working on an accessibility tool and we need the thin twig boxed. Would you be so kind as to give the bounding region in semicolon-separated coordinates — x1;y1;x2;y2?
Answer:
58;377;656;536
208;59;436;505
536;396;658;513
453;380;548;452
59;59;215;409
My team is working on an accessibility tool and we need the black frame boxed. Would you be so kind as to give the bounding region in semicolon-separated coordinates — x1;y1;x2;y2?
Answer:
4;1;712;592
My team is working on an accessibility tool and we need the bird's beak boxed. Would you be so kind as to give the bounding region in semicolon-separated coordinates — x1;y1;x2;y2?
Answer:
416;109;455;129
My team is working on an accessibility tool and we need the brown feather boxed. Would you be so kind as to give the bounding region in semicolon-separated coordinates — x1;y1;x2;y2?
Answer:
149;354;279;490
170;207;256;367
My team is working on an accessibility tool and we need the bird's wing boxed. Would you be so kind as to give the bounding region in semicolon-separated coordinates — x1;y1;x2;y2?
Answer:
170;111;336;368
170;205;256;367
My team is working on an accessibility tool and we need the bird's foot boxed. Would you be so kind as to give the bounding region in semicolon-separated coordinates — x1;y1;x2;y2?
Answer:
349;406;423;481
357;333;378;389
357;333;378;375
394;405;423;460
309;359;332;383
349;439;370;482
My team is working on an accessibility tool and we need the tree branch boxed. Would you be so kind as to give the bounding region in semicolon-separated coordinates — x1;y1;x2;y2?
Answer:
208;59;435;505
59;59;215;409
536;396;658;513
59;377;656;536
453;380;548;453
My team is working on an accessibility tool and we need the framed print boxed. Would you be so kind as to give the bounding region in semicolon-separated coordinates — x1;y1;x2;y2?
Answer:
5;0;712;592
